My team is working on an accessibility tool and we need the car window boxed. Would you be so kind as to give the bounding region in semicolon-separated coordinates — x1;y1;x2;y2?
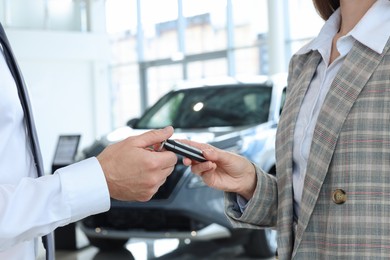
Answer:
136;85;272;129
142;92;185;127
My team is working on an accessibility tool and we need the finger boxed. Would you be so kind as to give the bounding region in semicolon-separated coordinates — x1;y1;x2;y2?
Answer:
176;139;217;162
177;139;211;150
182;157;193;166
159;153;178;169
190;160;216;175
144;146;178;167
131;126;174;148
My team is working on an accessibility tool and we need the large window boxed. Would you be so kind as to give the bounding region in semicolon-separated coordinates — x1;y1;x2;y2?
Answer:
0;0;324;130
105;0;324;128
287;0;324;54
105;0;137;34
111;64;141;125
183;0;227;54
232;0;268;49
187;58;228;80
147;64;183;105
141;0;179;60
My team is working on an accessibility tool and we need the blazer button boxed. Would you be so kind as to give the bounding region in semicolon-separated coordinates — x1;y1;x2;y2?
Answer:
332;189;347;204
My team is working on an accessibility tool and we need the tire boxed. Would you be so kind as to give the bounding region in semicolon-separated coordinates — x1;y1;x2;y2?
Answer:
243;229;277;258
87;237;128;251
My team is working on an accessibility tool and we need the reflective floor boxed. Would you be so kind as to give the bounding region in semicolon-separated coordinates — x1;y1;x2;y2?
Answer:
55;238;274;260
36;225;274;260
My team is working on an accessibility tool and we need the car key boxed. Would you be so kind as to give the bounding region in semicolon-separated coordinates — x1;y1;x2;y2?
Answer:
160;139;207;162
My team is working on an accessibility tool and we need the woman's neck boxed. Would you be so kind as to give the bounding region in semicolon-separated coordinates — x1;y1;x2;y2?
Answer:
329;0;376;64
338;0;376;35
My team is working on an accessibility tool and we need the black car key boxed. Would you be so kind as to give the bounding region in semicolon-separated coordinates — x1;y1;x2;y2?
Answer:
160;139;207;162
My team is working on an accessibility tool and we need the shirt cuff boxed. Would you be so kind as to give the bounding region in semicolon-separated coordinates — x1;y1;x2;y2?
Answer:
56;157;110;223
236;194;249;213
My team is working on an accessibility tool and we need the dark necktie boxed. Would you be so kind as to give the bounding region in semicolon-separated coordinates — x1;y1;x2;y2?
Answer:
0;23;55;260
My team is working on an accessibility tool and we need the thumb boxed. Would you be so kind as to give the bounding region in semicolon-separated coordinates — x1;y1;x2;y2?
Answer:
202;147;234;165
131;126;174;148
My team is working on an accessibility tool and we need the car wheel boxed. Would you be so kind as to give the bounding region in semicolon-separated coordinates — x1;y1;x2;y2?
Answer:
87;237;129;251
243;228;277;258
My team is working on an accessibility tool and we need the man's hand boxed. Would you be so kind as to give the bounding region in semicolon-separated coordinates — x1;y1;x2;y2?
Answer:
97;126;177;201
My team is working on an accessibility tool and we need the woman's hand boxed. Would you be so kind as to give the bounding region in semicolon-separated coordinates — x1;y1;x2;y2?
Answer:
179;140;257;200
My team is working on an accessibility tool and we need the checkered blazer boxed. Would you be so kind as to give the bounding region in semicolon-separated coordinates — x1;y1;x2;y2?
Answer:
225;38;390;259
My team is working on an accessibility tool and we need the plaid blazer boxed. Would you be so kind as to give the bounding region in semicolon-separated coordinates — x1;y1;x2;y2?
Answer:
225;38;390;259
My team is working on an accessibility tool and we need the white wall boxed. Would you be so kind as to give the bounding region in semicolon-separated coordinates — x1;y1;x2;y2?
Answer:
7;29;111;173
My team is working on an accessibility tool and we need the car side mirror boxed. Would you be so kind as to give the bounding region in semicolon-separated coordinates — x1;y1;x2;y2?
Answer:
126;118;139;128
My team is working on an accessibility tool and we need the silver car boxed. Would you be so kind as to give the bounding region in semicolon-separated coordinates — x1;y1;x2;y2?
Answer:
79;73;287;258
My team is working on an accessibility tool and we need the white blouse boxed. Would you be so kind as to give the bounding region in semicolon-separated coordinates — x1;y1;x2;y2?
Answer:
292;0;390;218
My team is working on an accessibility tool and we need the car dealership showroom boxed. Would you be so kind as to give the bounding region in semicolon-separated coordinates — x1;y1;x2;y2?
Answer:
1;0;324;259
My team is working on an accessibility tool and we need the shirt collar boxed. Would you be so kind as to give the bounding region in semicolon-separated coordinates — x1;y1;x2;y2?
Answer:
351;0;390;54
296;0;390;56
295;9;340;55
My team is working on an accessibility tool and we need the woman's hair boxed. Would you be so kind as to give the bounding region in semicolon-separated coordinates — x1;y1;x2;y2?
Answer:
312;0;340;20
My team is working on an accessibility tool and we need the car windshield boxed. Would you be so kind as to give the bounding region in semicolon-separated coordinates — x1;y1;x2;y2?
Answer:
135;84;273;129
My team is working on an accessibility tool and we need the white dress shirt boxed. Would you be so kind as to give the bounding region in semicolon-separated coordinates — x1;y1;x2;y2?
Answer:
292;0;390;218
0;47;110;258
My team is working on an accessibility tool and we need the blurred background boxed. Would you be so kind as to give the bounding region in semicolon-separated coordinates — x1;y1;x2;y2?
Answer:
0;0;323;172
1;1;324;259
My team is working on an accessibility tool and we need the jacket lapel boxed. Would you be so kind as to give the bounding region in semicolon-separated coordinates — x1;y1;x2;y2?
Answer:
292;40;390;255
275;51;321;258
